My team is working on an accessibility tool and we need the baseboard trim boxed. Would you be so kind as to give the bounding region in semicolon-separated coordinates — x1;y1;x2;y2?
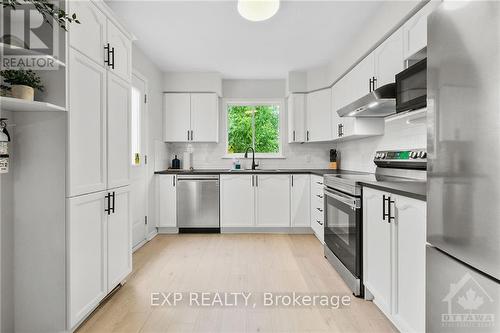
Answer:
157;227;179;234
221;227;313;234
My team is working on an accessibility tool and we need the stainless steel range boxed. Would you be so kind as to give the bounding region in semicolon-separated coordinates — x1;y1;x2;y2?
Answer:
323;149;427;297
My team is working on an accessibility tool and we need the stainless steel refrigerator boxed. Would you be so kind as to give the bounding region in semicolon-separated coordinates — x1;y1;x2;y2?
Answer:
427;2;500;332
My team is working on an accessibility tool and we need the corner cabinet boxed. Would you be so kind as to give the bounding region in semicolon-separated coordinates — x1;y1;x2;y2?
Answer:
362;187;426;333
163;92;219;142
305;88;332;142
287;93;306;143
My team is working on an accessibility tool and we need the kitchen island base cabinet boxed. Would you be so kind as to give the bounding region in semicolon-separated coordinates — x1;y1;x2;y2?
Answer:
158;175;177;227
362;187;426;333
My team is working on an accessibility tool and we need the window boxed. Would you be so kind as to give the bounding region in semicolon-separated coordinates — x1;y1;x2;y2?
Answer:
131;86;141;165
226;101;282;157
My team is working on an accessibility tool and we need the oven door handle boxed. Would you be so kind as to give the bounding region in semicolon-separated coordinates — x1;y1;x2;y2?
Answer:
324;187;360;209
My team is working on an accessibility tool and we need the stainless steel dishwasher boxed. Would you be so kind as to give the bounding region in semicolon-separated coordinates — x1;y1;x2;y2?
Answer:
176;174;220;232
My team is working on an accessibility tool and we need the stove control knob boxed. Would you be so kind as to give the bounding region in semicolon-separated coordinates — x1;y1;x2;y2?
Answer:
375;153;381;159
380;153;386;159
418;151;427;159
410;151;418;159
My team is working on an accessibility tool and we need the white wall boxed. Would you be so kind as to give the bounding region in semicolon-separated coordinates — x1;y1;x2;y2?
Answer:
168;79;335;170
337;111;427;173
133;45;167;236
163;72;222;96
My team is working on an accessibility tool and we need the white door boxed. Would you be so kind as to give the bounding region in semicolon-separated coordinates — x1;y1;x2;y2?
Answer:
107;72;130;189
68;48;107;197
393;195;426;333
67;191;107;328
107;186;132;291
374;30;404;88
290;174;310;227
306;88;332;142
130;74;149;247
190;93;219;142
158;175;177;227
363;187;392;316
255;174;290;227
220;174;254;227
68;0;106;66
163;93;191;142
106;21;132;82
288;94;306;143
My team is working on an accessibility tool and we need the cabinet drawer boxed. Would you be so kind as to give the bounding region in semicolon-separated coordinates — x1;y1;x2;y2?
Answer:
312;194;324;210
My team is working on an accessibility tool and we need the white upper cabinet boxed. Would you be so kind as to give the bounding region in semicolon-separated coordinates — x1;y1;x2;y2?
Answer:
220;174;255;227
107;186;132;291
68;1;107;66
68;48;107;197
190;93;219;142
402;1;441;60
158;175;177;227
107;72;130;189
306;88;332;142
374;29;404;88
163;93;191;142
255;175;290;227
288;94;306;143
163;93;219;142
106;21;132;82
291;174;310;227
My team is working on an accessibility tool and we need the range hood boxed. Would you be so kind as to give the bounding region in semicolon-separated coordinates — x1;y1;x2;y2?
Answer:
336;83;396;118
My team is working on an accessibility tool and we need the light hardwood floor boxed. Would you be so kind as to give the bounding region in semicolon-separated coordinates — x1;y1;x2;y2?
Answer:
77;234;397;333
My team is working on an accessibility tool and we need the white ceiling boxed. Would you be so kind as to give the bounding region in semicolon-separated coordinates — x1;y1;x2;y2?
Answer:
106;1;384;79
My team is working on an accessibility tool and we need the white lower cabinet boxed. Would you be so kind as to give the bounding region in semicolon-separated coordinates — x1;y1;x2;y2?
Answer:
158;175;177;227
68;186;131;329
310;175;325;243
255;174;290;227
290;174;311;227
363;187;426;333
220;174;255;227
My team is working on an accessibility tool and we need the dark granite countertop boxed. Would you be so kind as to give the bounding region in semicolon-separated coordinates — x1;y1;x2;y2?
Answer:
154;168;342;176
154;169;426;200
359;179;426;201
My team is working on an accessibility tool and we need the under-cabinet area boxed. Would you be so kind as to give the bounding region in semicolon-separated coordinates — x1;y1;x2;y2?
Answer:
2;1;498;333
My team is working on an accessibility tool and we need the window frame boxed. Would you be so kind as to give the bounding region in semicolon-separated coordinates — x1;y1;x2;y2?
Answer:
223;98;285;159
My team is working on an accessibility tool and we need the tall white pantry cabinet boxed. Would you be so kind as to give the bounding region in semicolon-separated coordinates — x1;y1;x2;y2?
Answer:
67;0;133;330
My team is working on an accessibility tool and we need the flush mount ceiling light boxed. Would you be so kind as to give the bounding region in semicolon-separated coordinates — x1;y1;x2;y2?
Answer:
238;0;280;22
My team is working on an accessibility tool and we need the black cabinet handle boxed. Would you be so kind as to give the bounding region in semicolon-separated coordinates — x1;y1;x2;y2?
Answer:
109;47;115;69
251;175;254;187
291;175;294;187
173;175;176;187
104;43;110;67
255;175;258;187
388;197;395;223
369;78;372;92
382;195;387;221
317;208;323;212
105;192;111;215
111;191;116;214
190;130;193;141
317;220;323;226
316;194;323;198
372;76;377;91
292;130;295;142
306;130;309;141
187;130;190;141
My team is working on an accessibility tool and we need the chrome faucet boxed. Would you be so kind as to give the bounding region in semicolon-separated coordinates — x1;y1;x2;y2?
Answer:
244;147;258;170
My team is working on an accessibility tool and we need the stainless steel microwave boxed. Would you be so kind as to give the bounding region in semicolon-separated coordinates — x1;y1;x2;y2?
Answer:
395;58;427;113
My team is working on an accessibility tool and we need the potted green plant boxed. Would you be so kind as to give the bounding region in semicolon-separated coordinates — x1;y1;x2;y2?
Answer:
0;69;44;101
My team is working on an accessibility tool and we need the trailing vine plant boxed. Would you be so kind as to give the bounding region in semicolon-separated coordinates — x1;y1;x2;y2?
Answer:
2;0;80;31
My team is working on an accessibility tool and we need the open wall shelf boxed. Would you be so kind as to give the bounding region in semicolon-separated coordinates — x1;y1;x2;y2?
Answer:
0;96;66;112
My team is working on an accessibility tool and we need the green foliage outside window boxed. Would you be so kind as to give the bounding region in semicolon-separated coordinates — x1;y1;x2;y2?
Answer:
227;105;280;154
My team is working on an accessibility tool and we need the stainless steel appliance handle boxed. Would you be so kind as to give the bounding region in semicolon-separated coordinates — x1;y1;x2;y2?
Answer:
177;175;219;181
324;187;359;209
